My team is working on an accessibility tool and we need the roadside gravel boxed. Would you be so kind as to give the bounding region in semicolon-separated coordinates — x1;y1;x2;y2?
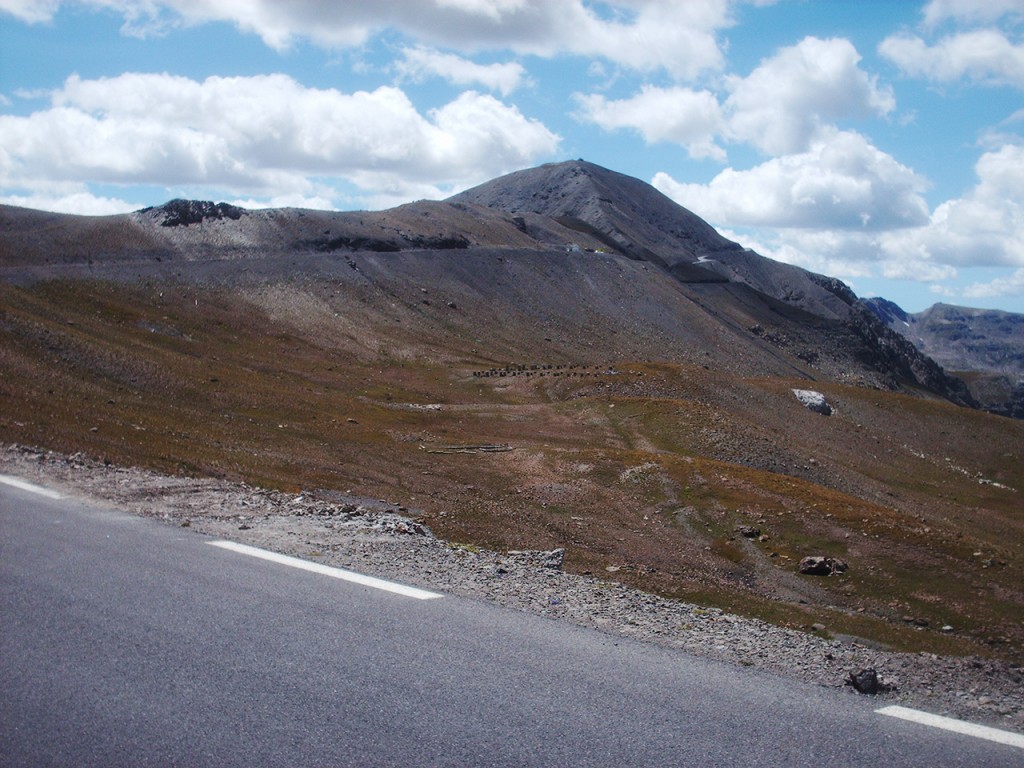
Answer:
3;443;1021;731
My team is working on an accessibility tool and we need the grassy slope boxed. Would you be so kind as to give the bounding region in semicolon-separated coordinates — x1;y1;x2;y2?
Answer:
2;278;1021;661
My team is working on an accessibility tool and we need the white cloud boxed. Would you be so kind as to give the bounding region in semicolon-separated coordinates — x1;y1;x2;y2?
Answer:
880;30;1024;89
574;86;725;160
228;193;336;211
963;267;1024;298
0;0;60;22
8;0;734;79
573;36;892;160
724;36;895;154
922;0;1024;27
878;143;1024;268
0;72;560;205
395;46;526;96
0;189;140;215
652;130;928;230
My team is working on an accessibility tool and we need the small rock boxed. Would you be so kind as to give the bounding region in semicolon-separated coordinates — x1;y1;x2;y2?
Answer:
736;525;761;538
846;668;893;695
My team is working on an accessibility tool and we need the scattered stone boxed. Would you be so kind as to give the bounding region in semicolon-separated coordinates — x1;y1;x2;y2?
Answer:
506;548;565;570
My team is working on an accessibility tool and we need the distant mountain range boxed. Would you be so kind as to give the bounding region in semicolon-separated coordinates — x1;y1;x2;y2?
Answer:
865;299;1024;418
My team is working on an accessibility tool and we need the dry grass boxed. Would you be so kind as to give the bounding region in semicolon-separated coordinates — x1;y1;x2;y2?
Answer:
2;278;1021;661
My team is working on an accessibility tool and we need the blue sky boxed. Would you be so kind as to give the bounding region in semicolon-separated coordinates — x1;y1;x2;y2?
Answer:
2;1;1023;313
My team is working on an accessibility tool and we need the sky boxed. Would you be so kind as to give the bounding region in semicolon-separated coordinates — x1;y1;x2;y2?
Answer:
1;1;1023;313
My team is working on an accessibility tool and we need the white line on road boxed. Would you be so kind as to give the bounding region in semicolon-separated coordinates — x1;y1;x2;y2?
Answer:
877;705;1024;750
0;475;63;500
208;540;444;600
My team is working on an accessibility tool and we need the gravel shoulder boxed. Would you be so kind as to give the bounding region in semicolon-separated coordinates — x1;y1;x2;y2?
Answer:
3;442;1022;732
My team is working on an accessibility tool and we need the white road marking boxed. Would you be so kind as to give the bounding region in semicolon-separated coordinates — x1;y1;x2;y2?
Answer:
0;475;63;499
877;705;1024;749
208;540;444;600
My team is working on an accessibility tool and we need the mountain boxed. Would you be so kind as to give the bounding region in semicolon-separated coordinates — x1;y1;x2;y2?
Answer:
0;162;975;408
4;161;1023;661
452;160;975;408
866;299;1024;418
451;160;857;320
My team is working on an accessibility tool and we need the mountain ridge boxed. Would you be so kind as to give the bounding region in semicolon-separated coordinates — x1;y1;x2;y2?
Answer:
865;298;1024;417
0;159;985;411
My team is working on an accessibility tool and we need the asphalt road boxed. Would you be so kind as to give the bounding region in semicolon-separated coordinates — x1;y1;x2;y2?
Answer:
1;481;1020;767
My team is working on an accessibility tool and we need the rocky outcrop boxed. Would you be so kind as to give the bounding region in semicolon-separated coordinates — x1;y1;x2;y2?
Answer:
140;199;246;227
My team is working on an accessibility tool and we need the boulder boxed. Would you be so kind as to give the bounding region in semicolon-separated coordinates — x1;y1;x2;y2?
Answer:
792;389;833;415
845;668;894;695
798;556;848;575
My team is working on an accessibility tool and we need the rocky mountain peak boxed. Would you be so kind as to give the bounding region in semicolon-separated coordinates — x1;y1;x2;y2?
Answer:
451;159;738;267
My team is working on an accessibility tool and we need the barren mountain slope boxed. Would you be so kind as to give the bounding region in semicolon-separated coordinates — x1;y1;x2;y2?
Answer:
451;161;975;407
0;197;608;270
451;160;857;321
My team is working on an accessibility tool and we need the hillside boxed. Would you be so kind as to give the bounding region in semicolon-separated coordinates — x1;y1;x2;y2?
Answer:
1;161;1021;663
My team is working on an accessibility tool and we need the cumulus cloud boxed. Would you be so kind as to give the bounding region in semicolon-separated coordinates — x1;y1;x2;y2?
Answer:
0;189;140;215
652;130;928;230
964;267;1024;298
878;143;1024;268
574;36;892;160
921;0;1024;27
395;47;526;95
5;0;734;79
574;86;725;160
880;30;1024;89
0;72;560;204
0;0;60;23
725;36;895;155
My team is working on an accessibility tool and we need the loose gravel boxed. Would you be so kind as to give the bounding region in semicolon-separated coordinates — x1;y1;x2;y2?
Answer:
3;443;1021;732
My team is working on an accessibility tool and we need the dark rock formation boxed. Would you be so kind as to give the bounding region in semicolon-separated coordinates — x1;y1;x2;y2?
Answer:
140;199;246;227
